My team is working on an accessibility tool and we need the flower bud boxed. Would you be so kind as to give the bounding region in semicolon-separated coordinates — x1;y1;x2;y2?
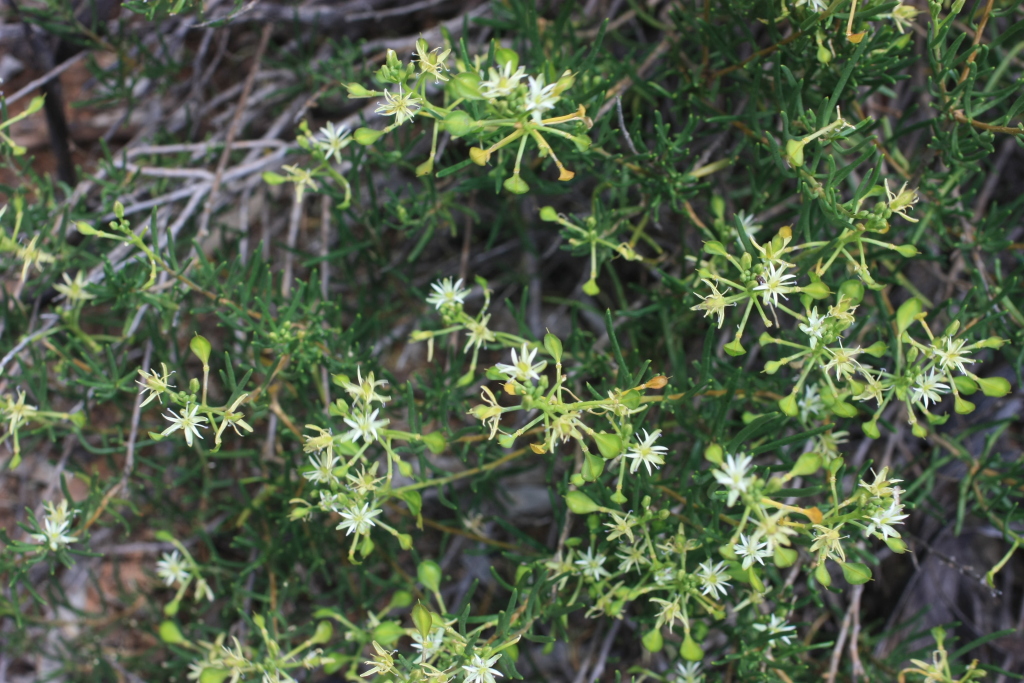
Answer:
565;490;600;514
539;206;559;222
975;336;1007;349
553;70;575;96
344;82;376;98
893;243;919;258
763;360;783;375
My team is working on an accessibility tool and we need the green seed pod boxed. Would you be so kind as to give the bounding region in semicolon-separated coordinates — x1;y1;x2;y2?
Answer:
681;633;704;661
838;279;865;305
895;297;923;334
789;451;821;478
422;431;446;454
159;620;186;645
503;175;530;195
543;332;563;362
704;442;724;465
774;546;798;568
199;668;231;683
953;375;978;395
763;360;782;375
353;127;385;145
641;628;664;653
565;490;600;514
779;392;799;417
954;395;975;414
748;566;765;593
862;420;880;439
724;338;746;356
815;562;832;588
443;110;475;138
311;620;333;645
885;537;908;554
841;562;873;585
802;280;831;300
448;71;485;100
418;560;442;593
703;240;728;256
974;376;1011;398
412;602;432;639
864;340;888;357
372;620;404;646
494;46;519;70
785;138;806;166
539;206;559;222
582;279;601;296
594;432;623;460
190;335;212;365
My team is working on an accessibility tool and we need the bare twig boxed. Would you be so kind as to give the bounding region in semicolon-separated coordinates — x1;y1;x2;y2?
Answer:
196;23;273;242
4;51;88;105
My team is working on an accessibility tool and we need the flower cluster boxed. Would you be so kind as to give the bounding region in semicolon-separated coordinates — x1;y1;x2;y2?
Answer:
28;500;79;553
141;337;254;451
344;39;591;193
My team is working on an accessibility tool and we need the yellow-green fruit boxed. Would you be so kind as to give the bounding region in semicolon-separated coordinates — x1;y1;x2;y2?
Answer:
642;628;664;652
565;490;600;514
815;563;832;588
418;560;442;593
159;620;185;645
681;633;704;661
704;442;724;465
